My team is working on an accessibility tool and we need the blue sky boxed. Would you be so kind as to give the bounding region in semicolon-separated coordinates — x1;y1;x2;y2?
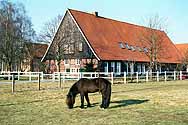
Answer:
13;0;188;43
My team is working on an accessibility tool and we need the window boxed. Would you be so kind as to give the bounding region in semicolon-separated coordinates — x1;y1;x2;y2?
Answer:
137;64;141;73
111;62;115;72
119;42;125;49
69;44;74;54
104;62;108;73
64;44;69;54
125;43;131;50
130;46;136;51
75;59;80;65
70;68;79;73
64;59;69;65
78;42;83;51
130;63;134;74
77;68;80;72
116;62;121;75
144;47;149;53
65;68;70;72
142;64;146;74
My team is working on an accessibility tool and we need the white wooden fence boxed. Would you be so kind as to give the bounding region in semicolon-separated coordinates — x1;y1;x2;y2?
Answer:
0;71;188;93
0;71;187;83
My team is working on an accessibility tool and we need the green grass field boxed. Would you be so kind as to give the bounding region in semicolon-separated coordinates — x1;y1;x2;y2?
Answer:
0;80;188;125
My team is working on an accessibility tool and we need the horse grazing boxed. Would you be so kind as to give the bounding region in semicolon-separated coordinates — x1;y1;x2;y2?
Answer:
66;78;111;109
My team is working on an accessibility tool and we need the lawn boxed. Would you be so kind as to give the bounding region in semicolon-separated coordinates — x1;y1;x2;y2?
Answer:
0;80;188;125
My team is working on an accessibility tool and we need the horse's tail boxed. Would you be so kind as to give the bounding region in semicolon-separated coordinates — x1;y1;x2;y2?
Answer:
105;81;111;108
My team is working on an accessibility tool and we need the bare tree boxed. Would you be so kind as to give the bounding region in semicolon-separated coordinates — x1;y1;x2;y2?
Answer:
39;14;64;72
140;15;167;73
39;14;62;43
0;1;35;71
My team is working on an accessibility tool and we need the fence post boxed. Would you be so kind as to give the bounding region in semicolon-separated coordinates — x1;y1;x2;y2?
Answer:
8;72;10;80
58;72;60;81
18;71;20;81
12;75;15;93
146;71;148;82
111;72;114;85
41;72;44;81
62;73;65;83
53;72;55;82
174;71;176;80
59;73;62;88
180;71;182;80
136;72;139;83
157;71;159;82
29;72;31;82
38;73;41;91
165;71;167;82
124;72;126;84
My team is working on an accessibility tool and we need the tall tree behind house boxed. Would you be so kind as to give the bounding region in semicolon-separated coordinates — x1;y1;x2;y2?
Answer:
0;0;35;71
140;15;168;73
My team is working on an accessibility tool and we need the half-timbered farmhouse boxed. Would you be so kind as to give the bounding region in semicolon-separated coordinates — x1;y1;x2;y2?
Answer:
42;9;182;74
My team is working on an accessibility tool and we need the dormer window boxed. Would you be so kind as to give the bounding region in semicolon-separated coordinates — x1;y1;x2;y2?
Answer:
125;43;131;50
144;47;149;53
119;42;125;49
130;46;135;51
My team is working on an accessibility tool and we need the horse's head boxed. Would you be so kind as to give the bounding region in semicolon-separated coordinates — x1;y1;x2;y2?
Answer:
66;92;75;109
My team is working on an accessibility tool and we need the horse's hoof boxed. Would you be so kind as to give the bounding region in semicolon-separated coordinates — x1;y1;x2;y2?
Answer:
100;104;104;108
80;106;84;109
87;104;91;107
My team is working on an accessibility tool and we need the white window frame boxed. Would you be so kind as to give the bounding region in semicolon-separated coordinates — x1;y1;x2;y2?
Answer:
137;64;142;73
111;62;115;72
130;63;134;74
104;62;108;73
142;64;146;74
116;62;121;75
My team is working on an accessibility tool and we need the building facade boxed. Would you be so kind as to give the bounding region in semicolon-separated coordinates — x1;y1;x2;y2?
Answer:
42;9;182;74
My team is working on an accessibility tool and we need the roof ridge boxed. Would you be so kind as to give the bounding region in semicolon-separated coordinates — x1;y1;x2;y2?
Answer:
68;8;164;33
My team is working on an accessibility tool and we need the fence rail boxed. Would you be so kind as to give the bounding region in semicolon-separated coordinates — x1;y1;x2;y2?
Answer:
0;71;188;93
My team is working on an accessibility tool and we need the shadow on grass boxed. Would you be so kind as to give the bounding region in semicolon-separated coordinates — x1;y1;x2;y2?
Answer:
73;102;99;109
109;99;149;109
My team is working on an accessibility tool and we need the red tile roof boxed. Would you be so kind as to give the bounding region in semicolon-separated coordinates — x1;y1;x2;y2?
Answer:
31;43;48;58
175;43;188;58
69;9;182;63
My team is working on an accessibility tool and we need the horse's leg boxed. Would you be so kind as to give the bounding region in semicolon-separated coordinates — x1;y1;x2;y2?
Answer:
85;93;91;107
100;90;105;108
80;93;85;109
101;89;110;109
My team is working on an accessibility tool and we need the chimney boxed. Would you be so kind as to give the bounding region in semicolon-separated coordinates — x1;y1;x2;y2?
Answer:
92;11;98;17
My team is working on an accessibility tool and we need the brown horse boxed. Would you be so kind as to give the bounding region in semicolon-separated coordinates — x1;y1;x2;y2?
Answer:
66;78;111;109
